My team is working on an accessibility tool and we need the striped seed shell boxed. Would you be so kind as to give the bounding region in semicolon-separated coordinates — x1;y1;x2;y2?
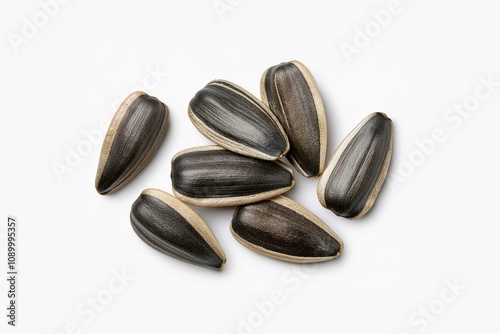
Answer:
188;80;290;160
231;196;343;263
317;112;393;219
171;146;295;207
130;188;226;270
95;91;169;195
261;60;327;177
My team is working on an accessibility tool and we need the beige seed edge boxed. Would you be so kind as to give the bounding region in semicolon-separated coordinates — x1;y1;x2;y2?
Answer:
352;117;394;219
172;181;295;207
95;91;146;192
142;188;226;269
317;112;377;207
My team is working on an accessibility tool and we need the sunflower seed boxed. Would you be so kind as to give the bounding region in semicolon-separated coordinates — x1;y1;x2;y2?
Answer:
130;188;226;270
261;60;327;177
171;146;295;207
317;112;393;219
188;80;289;160
95;91;169;195
231;196;343;263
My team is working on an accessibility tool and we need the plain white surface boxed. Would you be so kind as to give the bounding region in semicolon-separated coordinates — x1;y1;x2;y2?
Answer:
2;0;500;333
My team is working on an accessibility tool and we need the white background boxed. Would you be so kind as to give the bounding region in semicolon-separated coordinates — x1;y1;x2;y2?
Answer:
2;0;500;333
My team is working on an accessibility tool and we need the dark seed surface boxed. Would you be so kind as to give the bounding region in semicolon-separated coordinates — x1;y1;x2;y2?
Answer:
131;193;224;270
324;113;392;218
232;198;342;260
171;148;294;199
96;94;168;195
262;61;325;177
189;80;288;160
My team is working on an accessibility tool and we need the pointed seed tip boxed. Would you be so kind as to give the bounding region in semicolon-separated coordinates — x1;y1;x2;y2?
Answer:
217;258;227;271
96;183;109;195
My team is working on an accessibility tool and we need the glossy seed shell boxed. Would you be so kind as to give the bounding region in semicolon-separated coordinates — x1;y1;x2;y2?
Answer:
261;60;327;177
317;112;393;219
188;80;289;160
95;91;169;195
130;189;226;270
171;146;295;207
231;196;343;263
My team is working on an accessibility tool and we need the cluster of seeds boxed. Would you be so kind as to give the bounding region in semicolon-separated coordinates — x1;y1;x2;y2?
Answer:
95;60;394;270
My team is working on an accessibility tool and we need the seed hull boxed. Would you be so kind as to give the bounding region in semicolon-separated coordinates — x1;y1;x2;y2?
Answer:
130;188;226;270
318;112;393;219
231;196;343;263
95;92;169;195
171;146;295;207
261;60;327;177
189;80;289;160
